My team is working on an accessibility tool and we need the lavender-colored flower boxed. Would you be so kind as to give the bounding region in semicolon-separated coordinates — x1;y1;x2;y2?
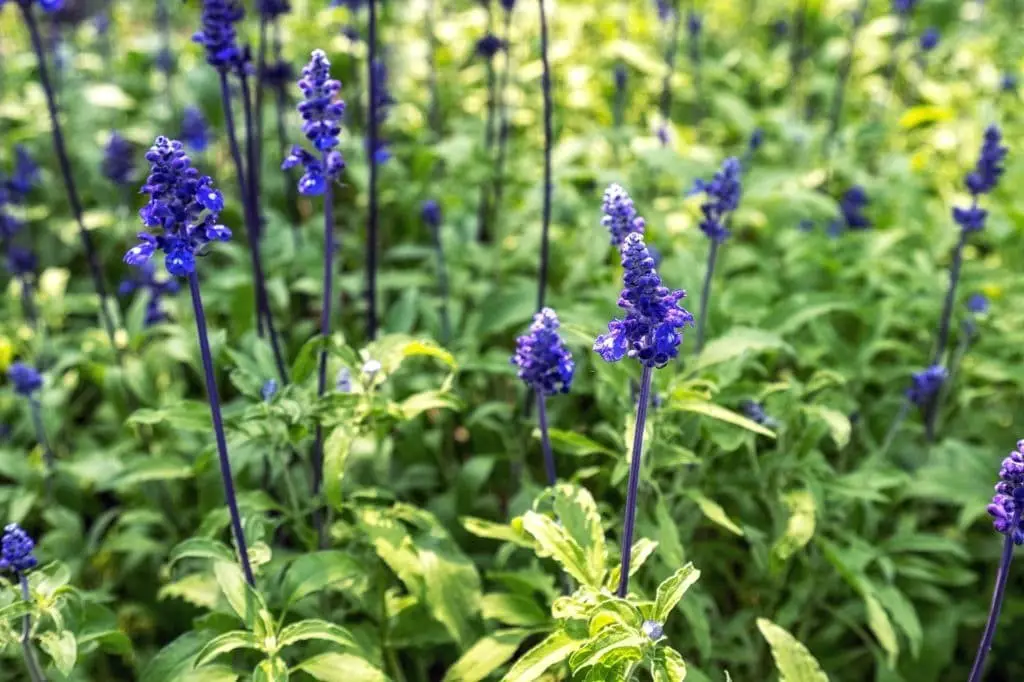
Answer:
282;50;346;195
919;27;939;52
614;63;627;91
125;137;231;277
511;307;575;396
748;128;764;154
155;48;175;74
181;107;211;153
499;0;516;10
987;441;1024;543
694;157;742;242
892;0;918;14
261;379;278;401
601;184;646;247
686;10;702;37
595;233;694;367
336;367;352;392
261;59;295;88
1002;73;1018;93
118;261;180;326
0;0;64;11
838;185;871;230
102;132;136;186
259;0;290;19
0;524;37;573
741;399;777;428
906;365;946;408
7;362;42;397
421;199;441;229
654;0;672;22
193;0;247;72
475;34;505;59
967;293;990;314
6;146;39;201
642;620;664;640
965;125;1007;196
6;246;36;277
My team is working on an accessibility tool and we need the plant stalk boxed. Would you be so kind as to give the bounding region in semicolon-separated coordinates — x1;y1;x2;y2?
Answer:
536;0;553;311
535;393;557;486
617;365;653;598
968;530;1017;682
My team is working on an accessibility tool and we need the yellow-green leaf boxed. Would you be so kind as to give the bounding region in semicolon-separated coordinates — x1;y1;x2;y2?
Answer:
756;618;829;682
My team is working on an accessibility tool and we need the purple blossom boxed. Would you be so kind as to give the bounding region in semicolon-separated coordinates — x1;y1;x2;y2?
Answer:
7;362;42;397
282;50;347;196
987;441;1024;543
511;308;575;395
694;157;742;242
0;523;37;573
601;184;646;247
906;365;946;408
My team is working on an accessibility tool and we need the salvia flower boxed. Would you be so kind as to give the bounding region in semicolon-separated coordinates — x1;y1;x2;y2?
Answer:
282;50;346;196
987;441;1024;543
967;293;990;314
421;199;441;230
741;399;778;428
694;157;742;242
654;0;672;22
595;233;695;367
687;10;702;37
336;367;352;392
0;0;64;11
906;365;946;407
261;379;278;401
258;0;290;19
1002;73;1018;93
181;107;211;153
125;137;231;277
475;34;505;59
838;185;872;230
892;0;919;14
7;362;42;397
118;261;180;326
642;620;664;640
965;125;1007;197
261;59;295;89
193;0;247;72
102;132;136;186
499;0;516;9
919;27;939;52
7;146;39;201
6;246;36;277
601;184;646;247
0;524;38;573
511;307;575;396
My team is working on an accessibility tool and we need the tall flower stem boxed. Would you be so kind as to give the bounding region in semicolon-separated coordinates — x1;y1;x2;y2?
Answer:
21;6;119;353
536;0;553;312
617;365;653;598
688;15;703;125
271;26;300;240
310;180;336;546
824;0;867;156
968;529;1016;682
658;4;682;129
535;393;557;486
476;2;499;243
254;17;269;192
695;239;720;354
217;72;289;383
491;8;514;224
366;0;381;340
923;228;968;440
18;574;45;682
187;272;256;587
430;223;452;345
19;278;37;329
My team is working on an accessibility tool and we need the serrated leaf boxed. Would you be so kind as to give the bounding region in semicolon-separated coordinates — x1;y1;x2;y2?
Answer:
651;646;688;682
277;619;355;651
521;511;594;587
444;629;532;682
772;491;816;564
284;551;365;606
158;573;221;610
804;406;850;449
38;630;76;675
502;630;583;682
653;564;701;622
686;492;744;536
875;585;923;659
195;631;262;667
295;653;388;682
419;542;483;648
756;618;829;682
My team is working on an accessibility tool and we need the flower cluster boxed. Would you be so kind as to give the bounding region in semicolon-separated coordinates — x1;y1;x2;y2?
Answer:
7;146;38;200
475;34;505;59
892;0;919;14
694;157;742;243
687;10;702;37
953;126;1007;233
601;184;646;247
125;137;231;277
261;59;295;89
654;0;672;22
837;185;871;231
193;0;247;72
919;27;939;52
741;399;778;429
181;107;211;153
905;364;946;408
102;132;136;186
0;523;37;574
258;0;290;19
261;379;279;401
370;58;395;164
0;0;64;11
967;293;990;314
119;261;180;326
8;362;42;397
282;50;346;196
421;199;442;230
1;147;38;274
511;308;575;395
595;233;694;367
6;246;36;277
987;441;1024;543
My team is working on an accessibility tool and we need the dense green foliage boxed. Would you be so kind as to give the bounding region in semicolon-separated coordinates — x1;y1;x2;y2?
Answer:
0;0;1023;680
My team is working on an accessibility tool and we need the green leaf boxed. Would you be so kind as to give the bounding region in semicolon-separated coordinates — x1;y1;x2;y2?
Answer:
253;656;289;682
323;426;354;511
606;538;660;590
803;406;851;449
0;600;32;622
283;551;365;606
419;541;483;648
686;492;744;536
671;399;776;438
863;593;899;668
651;646;688;682
503;630;583;682
38;630;77;676
537;429;616;458
168;538;236;568
875;585;923;659
110;457;194;490
756;618;829;682
443;629;532;682
461;517;533;548
213;561;267;629
398;339;457;369
568;626;645;672
184;664;240;682
277;619;355;651
771;491;816;564
399;390;462;419
690;328;789;373
140;631;211;682
480;593;549;628
295;653;388;682
653;564;701;622
195;631;263;667
520;511;594;587
551;484;607;586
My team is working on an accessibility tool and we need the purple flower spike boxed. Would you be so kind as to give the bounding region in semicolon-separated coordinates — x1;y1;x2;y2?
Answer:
601;184;646;248
511;308;575;396
283;50;346;195
0;523;38;573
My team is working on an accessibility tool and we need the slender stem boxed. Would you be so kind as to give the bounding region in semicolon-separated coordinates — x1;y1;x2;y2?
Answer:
789;0;808;108
879;400;909;457
658;4;681;127
476;3;498;243
933;228;969;365
311;181;335;546
824;0;867;155
968;531;1017;682
21;5;119;353
695;239;720;354
187;272;256;586
240;73;290;383
617;365;653;598
255;17;269;196
29;398;54;480
535;393;557;486
367;0;380;340
929;325;973;440
884;14;907;105
490;9;515;232
18;574;45;682
19;277;37;328
430;224;451;345
688;12;703;125
536;0;553;312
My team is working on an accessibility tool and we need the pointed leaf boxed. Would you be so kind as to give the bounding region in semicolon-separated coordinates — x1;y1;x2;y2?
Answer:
278;619;356;651
686;492;744;536
551;484;607;586
864;593;899;668
283;551;366;606
443;629;532;682
38;630;77;676
168;538;236;568
607;538;660;590
756;618;829;682
323;426;353;511
568;626;645;672
651;646;688;682
672;399;775;438
653;564;701;622
295;653;389;682
253;656;289;682
521;511;594;587
480;593;549;628
772;491;816;564
503;630;583;682
195;631;263;667
214;561;267;629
